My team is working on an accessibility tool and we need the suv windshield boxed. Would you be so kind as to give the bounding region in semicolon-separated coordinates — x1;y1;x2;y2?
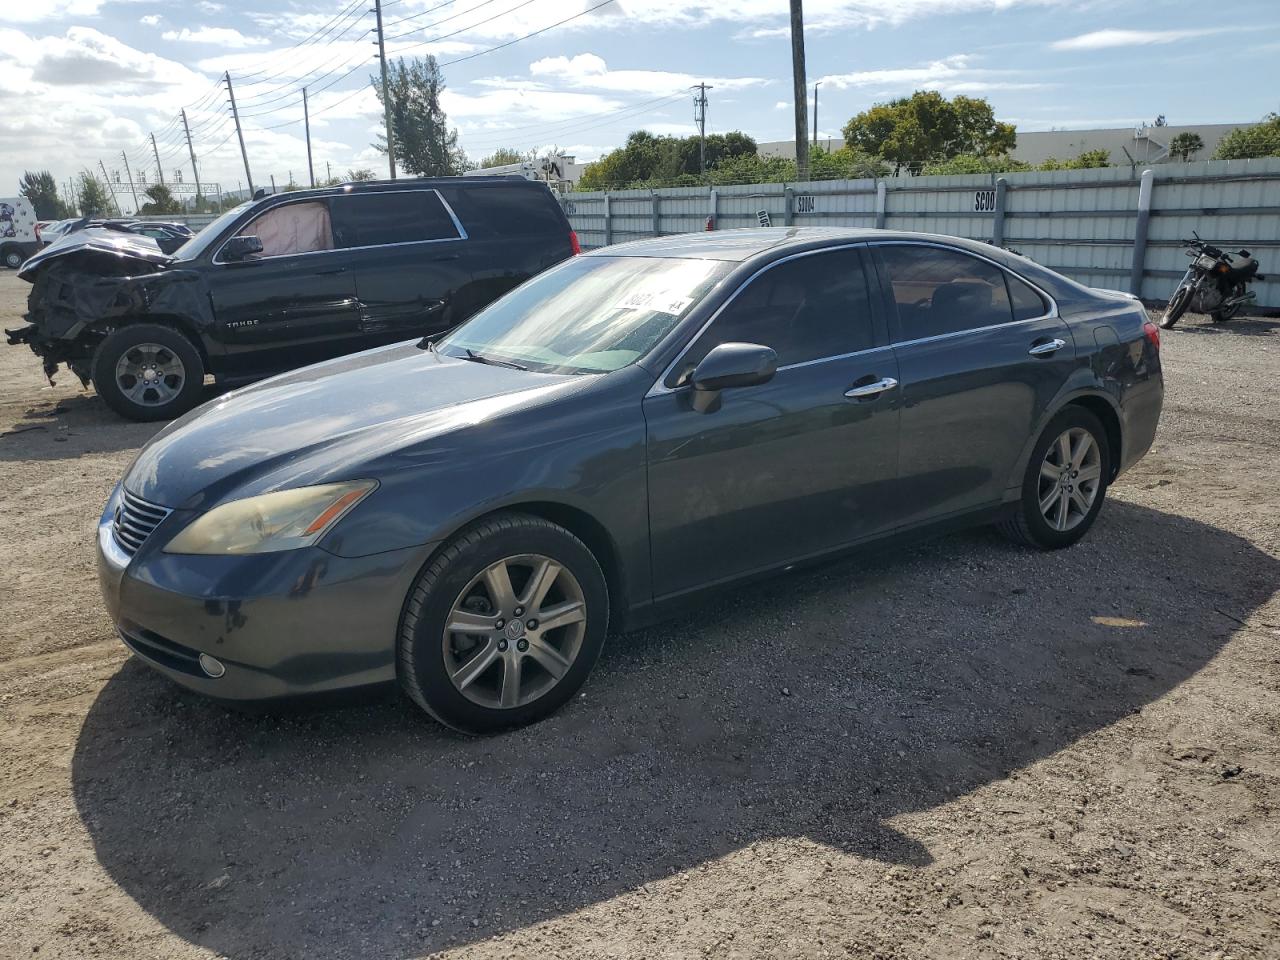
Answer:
170;202;252;261
437;256;729;374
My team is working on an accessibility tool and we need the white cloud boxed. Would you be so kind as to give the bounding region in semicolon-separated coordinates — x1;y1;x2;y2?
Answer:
528;52;768;95
818;54;1045;95
0;0;109;24
774;100;789;110
1051;28;1227;51
162;27;269;48
139;14;162;27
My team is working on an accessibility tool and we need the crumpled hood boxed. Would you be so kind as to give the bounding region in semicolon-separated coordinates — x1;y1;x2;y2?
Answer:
124;342;578;510
18;228;172;281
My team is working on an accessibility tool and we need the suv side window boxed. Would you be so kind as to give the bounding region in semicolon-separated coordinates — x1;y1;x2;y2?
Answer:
672;248;874;385
877;244;1017;341
440;184;565;239
330;190;460;248
236;200;334;258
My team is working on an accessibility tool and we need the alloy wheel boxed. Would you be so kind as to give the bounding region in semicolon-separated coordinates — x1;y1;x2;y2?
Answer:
1038;427;1102;532
115;342;187;407
442;554;587;709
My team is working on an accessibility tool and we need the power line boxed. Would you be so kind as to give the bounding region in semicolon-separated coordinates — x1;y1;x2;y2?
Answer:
233;5;372;104
384;0;515;41
462;93;687;150
389;0;545;52
234;0;369;82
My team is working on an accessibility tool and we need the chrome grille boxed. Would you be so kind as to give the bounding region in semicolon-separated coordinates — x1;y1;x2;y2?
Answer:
112;490;171;556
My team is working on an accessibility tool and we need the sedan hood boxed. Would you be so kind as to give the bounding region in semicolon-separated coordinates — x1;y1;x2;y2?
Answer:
125;343;579;509
18;228;171;281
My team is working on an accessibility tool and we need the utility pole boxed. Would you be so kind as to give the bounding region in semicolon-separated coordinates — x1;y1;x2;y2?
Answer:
303;86;316;187
373;0;396;179
225;71;254;196
813;80;821;147
326;160;331;183
150;132;165;185
790;0;809;182
692;83;712;179
121;152;140;214
99;159;121;215
181;109;203;204
270;173;277;195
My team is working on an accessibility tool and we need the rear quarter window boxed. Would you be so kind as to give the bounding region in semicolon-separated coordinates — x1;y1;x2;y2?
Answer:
440;184;567;239
331;190;459;247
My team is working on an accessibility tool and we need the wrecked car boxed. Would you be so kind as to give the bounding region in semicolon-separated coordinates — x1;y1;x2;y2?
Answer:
6;177;579;420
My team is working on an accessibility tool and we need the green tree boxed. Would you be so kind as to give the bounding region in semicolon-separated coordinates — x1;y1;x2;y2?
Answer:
577;130;759;189
138;184;181;215
346;168;377;182
477;147;530;168
1038;149;1110;171
1167;131;1204;161
372;56;469;177
920;154;1032;176
842;91;1016;170
76;173;112;217
19;170;70;219
1212;115;1280;160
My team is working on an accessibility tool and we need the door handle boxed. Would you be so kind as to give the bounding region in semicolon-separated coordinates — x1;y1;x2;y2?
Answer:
844;377;898;399
1028;338;1066;356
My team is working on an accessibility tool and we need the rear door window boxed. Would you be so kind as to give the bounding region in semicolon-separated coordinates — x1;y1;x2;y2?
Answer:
877;244;1016;341
330;190;460;248
440;184;566;239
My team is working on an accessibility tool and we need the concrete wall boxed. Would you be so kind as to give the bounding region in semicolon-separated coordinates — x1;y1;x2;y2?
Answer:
560;158;1280;308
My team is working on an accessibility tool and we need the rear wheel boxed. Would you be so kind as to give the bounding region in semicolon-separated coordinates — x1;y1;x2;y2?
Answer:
91;324;205;422
1160;285;1192;328
1211;287;1243;323
398;513;609;734
999;406;1111;550
2;247;23;270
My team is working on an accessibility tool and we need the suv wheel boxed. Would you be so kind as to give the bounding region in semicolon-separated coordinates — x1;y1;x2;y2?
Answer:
999;406;1111;550
399;513;609;734
91;324;205;422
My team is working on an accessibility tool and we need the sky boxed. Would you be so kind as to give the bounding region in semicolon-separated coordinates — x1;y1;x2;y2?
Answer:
2;0;1278;208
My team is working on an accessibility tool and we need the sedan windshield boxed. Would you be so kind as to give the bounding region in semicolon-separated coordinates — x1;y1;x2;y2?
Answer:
437;256;730;374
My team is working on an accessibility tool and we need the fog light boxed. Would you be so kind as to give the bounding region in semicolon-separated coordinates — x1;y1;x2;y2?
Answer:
198;653;225;678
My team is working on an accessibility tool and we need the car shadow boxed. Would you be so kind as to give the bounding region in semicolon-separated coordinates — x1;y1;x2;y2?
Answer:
71;501;1278;959
0;384;224;461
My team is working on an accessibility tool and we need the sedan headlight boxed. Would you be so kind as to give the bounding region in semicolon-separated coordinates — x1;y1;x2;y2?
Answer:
164;480;377;555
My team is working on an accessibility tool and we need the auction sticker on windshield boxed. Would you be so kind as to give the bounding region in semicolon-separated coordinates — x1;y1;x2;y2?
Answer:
614;290;694;315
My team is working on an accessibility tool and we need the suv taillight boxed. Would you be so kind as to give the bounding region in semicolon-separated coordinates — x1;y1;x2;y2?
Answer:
569;230;581;256
1143;320;1160;351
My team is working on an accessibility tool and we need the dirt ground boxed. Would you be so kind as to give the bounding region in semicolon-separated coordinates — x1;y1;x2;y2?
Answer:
0;266;1277;960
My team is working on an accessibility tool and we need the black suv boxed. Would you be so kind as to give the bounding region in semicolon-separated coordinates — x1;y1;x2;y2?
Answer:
7;177;577;420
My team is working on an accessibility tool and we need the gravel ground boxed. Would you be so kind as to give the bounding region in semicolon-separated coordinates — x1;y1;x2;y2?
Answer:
0;267;1277;960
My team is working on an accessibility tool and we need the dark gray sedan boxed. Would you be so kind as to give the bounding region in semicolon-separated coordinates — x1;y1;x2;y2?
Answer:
98;228;1163;732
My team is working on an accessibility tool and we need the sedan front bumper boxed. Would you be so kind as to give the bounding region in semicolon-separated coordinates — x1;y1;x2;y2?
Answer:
97;492;437;701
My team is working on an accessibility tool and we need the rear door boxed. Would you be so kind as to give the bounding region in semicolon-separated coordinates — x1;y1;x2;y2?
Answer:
329;189;470;345
871;242;1075;526
207;198;361;376
644;246;900;598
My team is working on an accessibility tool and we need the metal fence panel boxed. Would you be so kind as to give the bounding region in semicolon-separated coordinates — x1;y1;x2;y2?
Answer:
560;158;1280;308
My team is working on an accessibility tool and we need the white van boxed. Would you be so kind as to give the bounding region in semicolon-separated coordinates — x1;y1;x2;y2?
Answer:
1;197;40;268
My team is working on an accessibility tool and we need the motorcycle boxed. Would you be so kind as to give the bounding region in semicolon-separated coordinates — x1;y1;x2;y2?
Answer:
1161;232;1265;329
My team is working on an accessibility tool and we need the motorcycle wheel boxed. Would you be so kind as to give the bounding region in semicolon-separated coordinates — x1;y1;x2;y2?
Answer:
1211;286;1243;323
1160;285;1192;329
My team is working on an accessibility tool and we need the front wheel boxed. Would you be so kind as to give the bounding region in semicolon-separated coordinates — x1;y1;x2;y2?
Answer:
998;406;1111;550
2;247;23;270
398;513;609;734
1160;285;1192;328
91;324;205;422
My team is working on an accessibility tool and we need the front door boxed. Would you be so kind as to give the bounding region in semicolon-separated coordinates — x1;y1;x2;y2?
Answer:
871;242;1076;526
208;198;360;377
643;246;901;600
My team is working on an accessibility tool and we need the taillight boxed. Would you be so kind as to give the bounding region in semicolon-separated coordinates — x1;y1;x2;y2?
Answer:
1143;320;1160;350
568;230;581;256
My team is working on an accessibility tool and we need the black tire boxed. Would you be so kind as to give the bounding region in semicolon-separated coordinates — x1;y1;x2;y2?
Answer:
998;405;1111;550
91;324;205;422
1159;285;1191;329
2;247;23;270
398;512;609;734
1211;296;1242;323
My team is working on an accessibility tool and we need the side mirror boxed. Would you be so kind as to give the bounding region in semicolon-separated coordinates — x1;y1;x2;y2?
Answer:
222;234;263;261
691;342;777;392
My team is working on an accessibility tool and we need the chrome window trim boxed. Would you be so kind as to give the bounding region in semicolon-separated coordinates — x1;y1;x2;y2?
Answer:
870;240;1060;339
212;187;467;265
646;242;873;398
